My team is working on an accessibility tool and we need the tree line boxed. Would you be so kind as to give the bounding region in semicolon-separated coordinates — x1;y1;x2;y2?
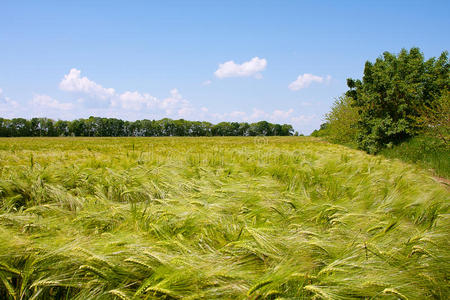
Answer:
312;47;449;153
0;117;295;137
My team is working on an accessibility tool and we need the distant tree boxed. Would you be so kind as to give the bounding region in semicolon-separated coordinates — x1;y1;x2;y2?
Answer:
0;118;11;136
213;122;234;136
230;122;240;136
238;122;250;136
0;117;295;137
280;124;294;136
173;119;188;136
255;121;271;136
139;120;152;136
11;118;31;136
272;124;283;136
68;119;86;136
30;118;41;136
55;120;70;136
160;118;175;136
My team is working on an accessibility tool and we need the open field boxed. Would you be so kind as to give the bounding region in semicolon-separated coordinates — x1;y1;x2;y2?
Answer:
0;137;448;299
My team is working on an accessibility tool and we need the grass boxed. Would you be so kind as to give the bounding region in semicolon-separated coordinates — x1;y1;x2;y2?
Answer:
379;135;450;179
0;136;448;299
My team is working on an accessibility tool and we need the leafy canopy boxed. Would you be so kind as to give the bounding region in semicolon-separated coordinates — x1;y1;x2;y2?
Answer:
346;48;449;153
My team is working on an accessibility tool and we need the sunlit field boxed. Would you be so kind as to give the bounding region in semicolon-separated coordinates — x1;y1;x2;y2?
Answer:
0;137;448;299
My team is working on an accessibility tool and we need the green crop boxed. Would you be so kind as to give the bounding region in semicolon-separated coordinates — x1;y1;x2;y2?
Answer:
0;137;448;299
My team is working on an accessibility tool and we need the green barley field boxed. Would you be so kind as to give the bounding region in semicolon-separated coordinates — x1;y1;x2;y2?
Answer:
0;137;448;299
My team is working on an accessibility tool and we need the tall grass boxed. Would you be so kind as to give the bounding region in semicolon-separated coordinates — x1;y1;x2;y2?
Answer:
0;137;448;299
379;135;450;179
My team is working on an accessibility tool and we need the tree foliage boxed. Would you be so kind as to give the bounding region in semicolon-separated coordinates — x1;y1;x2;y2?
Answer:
0;117;294;137
346;48;449;153
415;90;450;145
310;122;329;138
324;95;359;144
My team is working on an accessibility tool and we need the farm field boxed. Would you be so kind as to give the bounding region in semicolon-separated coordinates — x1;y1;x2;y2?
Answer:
0;137;448;299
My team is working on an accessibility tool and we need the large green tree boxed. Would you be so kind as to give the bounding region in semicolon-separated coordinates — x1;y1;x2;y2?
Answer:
346;48;449;153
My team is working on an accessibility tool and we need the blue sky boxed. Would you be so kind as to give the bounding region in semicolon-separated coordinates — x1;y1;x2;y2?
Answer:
0;1;449;134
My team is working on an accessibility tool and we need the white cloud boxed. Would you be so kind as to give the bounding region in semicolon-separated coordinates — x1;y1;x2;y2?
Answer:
59;69;195;117
214;57;267;79
229;111;246;119
31;94;74;110
0;88;19;111
113;91;158;111
288;73;329;91
110;88;194;118
2;72;321;135
159;89;193;117
7;68;320;133
212;109;263;122
58;69;288;121
249;108;268;120
291;114;317;123
210;108;301;125
177;106;195;118
0;88;31;119
270;109;294;121
299;101;312;107
202;80;212;86
59;68;115;99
